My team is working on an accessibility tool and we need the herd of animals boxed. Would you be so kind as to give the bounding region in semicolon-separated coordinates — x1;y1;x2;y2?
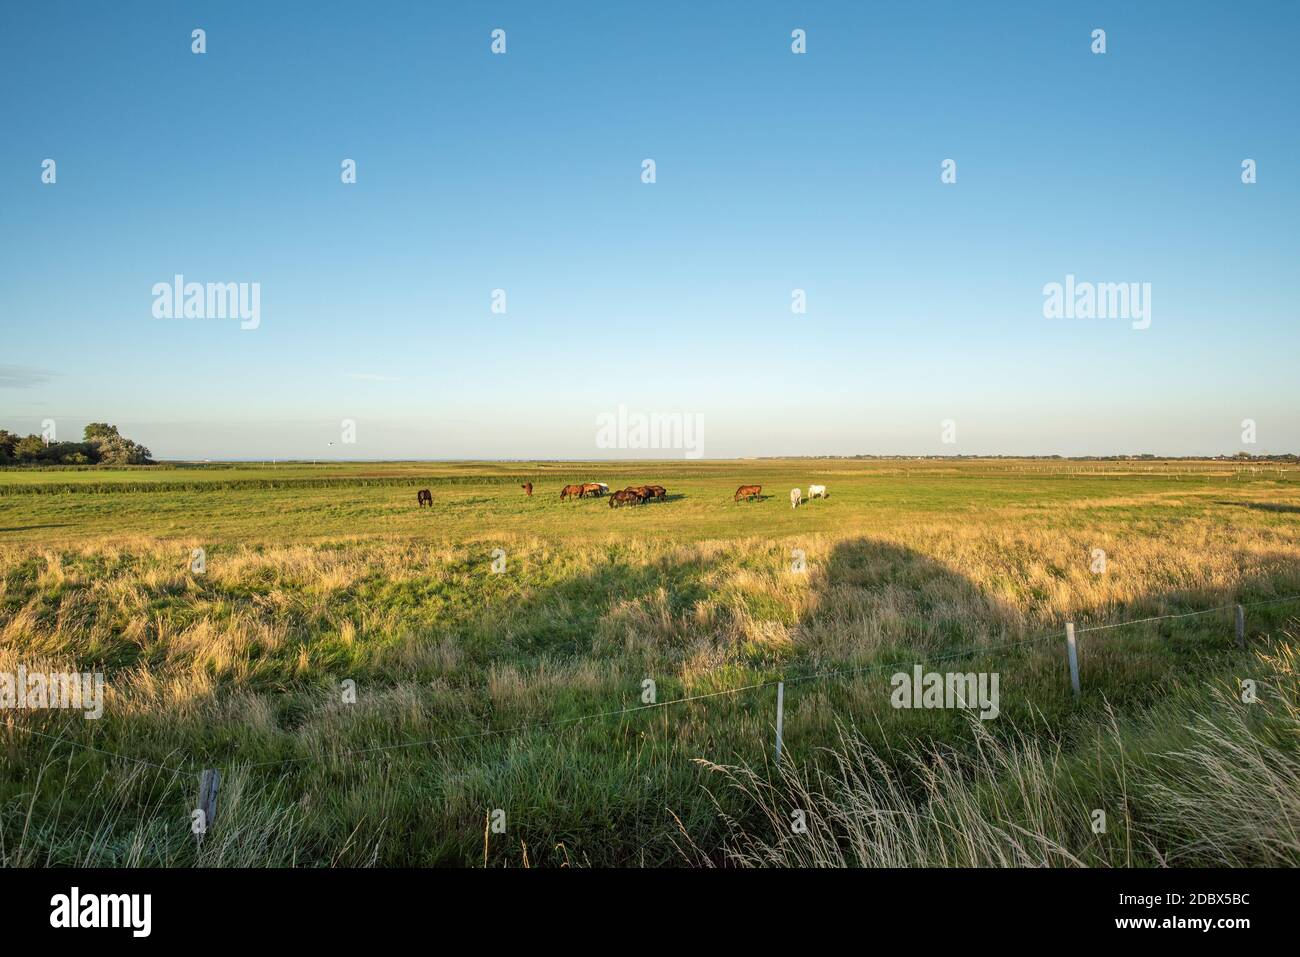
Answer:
415;481;829;509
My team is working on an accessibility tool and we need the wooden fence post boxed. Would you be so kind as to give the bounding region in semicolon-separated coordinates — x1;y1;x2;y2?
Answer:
1065;623;1081;698
198;769;220;840
1235;604;1245;650
774;681;785;767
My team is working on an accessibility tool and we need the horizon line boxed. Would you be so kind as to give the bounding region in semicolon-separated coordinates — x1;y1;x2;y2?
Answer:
64;452;1300;465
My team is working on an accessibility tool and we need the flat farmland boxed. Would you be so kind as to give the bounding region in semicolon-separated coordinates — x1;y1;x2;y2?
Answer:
2;459;1299;866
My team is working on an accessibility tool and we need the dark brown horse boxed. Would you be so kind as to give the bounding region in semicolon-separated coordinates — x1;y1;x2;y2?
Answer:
560;484;584;500
417;488;433;507
734;484;761;502
522;482;533;497
645;485;667;501
609;489;641;508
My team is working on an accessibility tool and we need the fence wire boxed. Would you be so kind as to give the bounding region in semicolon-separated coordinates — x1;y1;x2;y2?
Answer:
5;593;1299;782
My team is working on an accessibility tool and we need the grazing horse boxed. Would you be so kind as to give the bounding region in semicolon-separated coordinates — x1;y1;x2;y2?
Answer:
628;485;654;500
522;482;533;497
560;484;584;500
645;485;667;501
580;483;605;498
416;489;432;507
808;484;828;499
609;489;641;508
790;488;802;509
734;484;762;502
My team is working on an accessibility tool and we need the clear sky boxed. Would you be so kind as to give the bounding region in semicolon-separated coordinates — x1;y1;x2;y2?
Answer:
2;1;1297;459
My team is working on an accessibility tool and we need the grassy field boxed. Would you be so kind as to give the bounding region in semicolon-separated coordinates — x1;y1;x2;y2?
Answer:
2;458;1299;866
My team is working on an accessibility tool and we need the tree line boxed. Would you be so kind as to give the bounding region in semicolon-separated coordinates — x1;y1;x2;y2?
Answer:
0;423;154;466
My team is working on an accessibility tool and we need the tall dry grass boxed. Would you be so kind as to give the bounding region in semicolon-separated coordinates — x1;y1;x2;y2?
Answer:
688;641;1300;867
3;483;1299;865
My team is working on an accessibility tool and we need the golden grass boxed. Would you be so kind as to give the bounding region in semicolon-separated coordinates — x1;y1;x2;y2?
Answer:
2;463;1298;865
4;511;1299;720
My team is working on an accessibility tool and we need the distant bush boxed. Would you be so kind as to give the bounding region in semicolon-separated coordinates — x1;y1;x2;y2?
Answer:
82;422;153;465
0;423;153;466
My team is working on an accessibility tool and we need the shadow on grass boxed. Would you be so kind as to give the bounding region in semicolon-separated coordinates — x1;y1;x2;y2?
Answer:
463;548;719;661
802;537;1299;676
8;531;1297;869
1214;500;1300;515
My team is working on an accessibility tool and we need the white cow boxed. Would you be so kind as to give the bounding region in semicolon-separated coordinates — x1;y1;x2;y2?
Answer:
790;488;802;509
808;484;828;499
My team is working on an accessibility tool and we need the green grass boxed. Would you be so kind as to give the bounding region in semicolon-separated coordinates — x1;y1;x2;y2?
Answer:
2;459;1299;866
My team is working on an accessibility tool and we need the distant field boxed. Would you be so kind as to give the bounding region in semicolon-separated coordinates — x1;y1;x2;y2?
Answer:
3;457;1296;545
2;460;1299;866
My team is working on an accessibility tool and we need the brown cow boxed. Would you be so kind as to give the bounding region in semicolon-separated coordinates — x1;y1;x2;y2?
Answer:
521;482;533;496
734;484;761;502
417;488;433;507
609;489;641;508
560;484;584;500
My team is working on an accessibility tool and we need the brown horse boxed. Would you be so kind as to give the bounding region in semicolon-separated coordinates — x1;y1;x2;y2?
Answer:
609;489;641;508
416;488;433;507
645;485;667;501
560;484;584;500
522;482;533;497
580;483;605;498
734;484;761;502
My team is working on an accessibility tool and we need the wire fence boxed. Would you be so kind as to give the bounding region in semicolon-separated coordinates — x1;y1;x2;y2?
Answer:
6;593;1300;786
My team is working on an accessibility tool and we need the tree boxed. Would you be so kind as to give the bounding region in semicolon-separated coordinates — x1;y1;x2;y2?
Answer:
0;423;153;467
84;423;152;465
14;435;50;462
83;423;119;442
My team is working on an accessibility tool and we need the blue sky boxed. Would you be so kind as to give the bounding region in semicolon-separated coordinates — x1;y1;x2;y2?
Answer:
2;1;1297;459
